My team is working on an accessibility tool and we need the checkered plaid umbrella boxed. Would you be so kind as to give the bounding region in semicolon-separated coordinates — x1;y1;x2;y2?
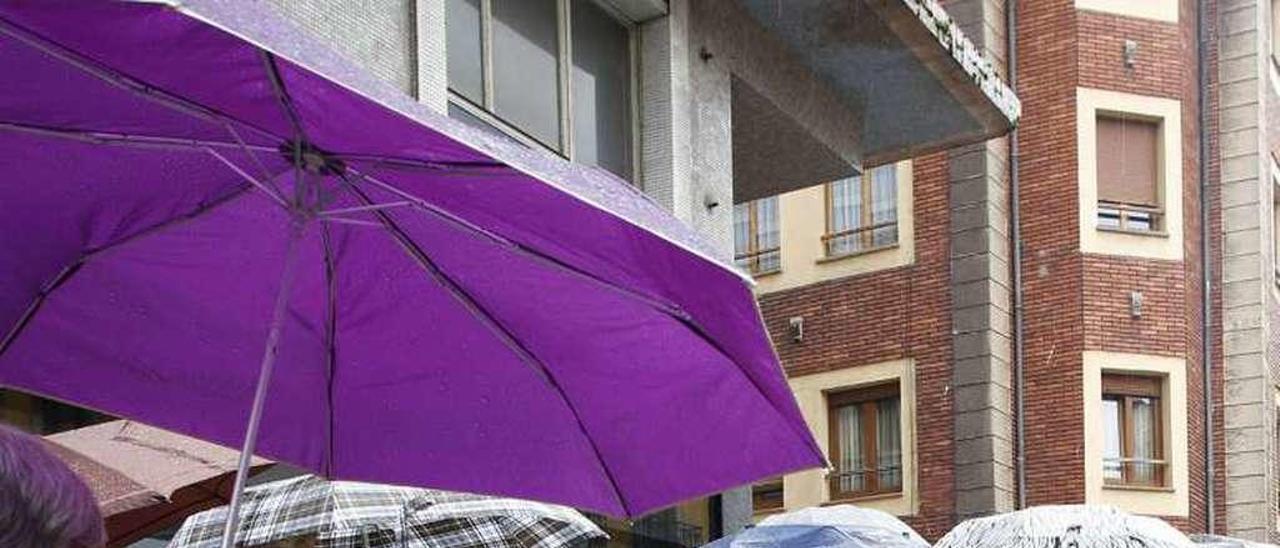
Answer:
167;475;605;548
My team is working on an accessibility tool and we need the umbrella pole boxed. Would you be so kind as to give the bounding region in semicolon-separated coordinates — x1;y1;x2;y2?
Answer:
220;221;306;548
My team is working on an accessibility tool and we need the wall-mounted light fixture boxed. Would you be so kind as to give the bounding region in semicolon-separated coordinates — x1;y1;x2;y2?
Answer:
788;316;804;343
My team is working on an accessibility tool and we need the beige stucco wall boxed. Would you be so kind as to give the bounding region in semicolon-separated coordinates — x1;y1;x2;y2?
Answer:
754;161;915;294
1074;0;1178;22
772;359;919;517
1076;88;1185;261
1081;351;1190;517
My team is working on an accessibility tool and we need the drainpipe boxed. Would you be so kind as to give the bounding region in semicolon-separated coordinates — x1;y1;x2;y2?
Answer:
1007;0;1026;511
1196;0;1215;534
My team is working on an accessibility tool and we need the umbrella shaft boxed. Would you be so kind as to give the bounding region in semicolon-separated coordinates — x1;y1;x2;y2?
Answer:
221;222;306;548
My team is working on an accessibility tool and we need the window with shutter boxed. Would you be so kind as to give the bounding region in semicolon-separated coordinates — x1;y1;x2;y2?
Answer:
1096;115;1161;232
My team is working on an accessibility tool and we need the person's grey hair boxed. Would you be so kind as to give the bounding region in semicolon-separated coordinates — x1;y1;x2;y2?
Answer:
0;423;106;548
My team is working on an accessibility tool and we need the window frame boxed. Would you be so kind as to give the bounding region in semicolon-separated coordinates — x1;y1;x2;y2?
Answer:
825;381;903;501
751;477;785;514
822;166;899;259
1076;88;1183;261
445;0;641;182
1101;374;1167;489
734;198;781;277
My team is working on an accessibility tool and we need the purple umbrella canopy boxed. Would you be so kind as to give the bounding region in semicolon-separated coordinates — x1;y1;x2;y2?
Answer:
0;0;823;522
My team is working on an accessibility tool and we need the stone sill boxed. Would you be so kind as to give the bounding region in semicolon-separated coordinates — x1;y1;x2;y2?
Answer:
1096;226;1169;238
1102;484;1175;494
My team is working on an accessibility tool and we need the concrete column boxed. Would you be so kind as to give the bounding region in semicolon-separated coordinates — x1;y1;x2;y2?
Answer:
268;0;419;96
1219;0;1277;541
946;0;1016;519
415;0;448;113
639;0;695;225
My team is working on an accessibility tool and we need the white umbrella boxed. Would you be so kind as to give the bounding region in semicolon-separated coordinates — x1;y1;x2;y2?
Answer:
1191;534;1280;548
934;505;1194;548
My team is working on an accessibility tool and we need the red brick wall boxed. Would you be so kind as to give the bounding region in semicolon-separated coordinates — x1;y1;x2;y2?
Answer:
756;0;1224;537
757;152;955;540
1015;0;1087;508
1074;0;1215;531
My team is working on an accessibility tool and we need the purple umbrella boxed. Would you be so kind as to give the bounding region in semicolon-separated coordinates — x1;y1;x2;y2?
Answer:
0;1;823;545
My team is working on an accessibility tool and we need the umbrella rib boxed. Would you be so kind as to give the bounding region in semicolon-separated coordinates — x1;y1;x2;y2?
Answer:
0;184;258;361
0;120;278;154
344;168;689;319
340;178;633;517
260;52;307;142
320;224;338;479
0;15;281;144
205;147;291;208
332;152;506;173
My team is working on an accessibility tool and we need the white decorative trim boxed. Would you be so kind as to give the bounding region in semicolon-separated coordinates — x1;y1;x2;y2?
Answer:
1075;0;1179;23
1082;351;1189;517
1076;88;1184;261
898;0;1022;125
779;359;919;517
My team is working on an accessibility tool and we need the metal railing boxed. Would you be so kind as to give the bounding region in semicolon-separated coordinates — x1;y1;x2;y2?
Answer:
1102;457;1167;487
734;246;781;276
821;221;897;257
1097;201;1163;233
826;465;903;498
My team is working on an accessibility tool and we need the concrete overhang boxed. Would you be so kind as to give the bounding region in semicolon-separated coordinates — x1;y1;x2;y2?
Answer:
732;0;1020;203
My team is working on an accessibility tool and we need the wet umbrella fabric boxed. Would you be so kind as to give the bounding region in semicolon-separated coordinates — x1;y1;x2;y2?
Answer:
167;475;605;548
0;0;823;534
934;505;1194;548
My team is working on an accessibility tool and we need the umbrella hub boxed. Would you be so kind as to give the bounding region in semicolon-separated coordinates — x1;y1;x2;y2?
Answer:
279;140;346;177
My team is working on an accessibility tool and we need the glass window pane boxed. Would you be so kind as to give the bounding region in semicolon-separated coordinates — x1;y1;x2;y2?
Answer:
757;197;780;273
1102;398;1122;482
871;165;898;247
571;0;632;180
836;404;863;493
446;0;484;104
827;176;861;256
1132;397;1159;484
733;202;751;269
491;0;561;148
876;397;902;491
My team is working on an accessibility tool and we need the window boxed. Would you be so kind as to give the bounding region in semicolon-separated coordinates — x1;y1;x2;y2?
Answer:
826;382;902;500
1102;374;1166;488
824;165;898;257
445;0;635;180
733;197;780;276
1096;114;1162;233
751;477;784;513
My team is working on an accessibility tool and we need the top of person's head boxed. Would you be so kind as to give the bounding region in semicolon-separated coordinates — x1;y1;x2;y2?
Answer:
0;423;106;548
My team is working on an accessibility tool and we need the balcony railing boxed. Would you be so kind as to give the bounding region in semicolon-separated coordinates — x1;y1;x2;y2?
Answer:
826;464;903;499
1098;201;1163;234
821;221;898;258
1103;457;1167;487
735;246;781;276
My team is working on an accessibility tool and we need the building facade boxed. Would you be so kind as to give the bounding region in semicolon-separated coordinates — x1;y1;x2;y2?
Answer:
0;0;1018;546
737;0;1280;543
